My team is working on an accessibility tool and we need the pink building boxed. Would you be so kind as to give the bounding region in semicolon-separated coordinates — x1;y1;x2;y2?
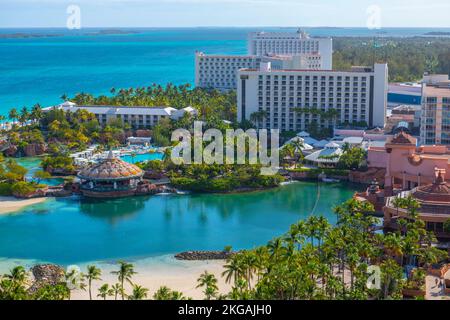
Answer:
367;131;450;196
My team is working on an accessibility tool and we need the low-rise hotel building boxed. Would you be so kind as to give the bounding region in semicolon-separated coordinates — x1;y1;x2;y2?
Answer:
247;30;333;69
237;63;388;131
420;75;450;146
45;102;196;128
195;52;323;91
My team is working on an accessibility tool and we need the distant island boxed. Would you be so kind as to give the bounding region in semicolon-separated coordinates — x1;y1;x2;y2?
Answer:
424;31;450;36
84;29;141;36
0;33;63;39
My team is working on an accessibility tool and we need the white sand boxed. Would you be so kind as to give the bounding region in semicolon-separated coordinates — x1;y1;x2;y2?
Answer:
71;257;232;300
0;196;47;215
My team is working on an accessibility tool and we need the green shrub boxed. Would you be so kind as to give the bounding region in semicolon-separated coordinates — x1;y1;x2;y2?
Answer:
0;182;13;196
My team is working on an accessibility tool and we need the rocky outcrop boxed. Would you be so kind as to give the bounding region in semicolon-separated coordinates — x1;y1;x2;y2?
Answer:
28;264;65;294
4;145;18;157
23;143;47;157
175;251;236;261
12;186;48;199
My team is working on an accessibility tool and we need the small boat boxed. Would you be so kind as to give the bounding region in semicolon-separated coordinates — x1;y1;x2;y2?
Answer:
321;177;340;183
155;192;173;196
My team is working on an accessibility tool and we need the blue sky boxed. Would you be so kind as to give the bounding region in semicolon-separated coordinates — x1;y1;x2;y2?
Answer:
1;0;450;28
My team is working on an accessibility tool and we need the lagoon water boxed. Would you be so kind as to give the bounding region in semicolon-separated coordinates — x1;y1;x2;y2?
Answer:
0;182;358;265
2;27;450;116
0;26;440;267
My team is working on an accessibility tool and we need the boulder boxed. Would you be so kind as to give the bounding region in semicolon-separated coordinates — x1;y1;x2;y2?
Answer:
4;145;18;157
28;264;65;294
23;143;47;157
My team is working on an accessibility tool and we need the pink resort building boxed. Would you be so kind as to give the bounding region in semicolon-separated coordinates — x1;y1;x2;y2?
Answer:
361;131;450;240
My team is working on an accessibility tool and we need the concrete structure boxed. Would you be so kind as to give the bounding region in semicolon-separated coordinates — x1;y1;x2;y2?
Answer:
420;75;450;146
45;102;197;129
247;29;333;70
195;52;323;91
237;63;388;131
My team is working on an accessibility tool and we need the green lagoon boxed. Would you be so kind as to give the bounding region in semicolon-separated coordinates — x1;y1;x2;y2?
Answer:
0;181;359;265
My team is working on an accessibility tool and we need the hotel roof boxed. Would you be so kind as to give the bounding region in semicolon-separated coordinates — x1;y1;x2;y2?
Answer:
49;103;176;116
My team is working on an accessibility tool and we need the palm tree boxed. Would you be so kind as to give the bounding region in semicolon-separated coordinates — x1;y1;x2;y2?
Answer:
19;106;29;126
3;266;29;297
290;138;305;169
110;261;136;300
84;265;102;300
65;268;86;300
30;104;43;124
128;284;148;300
111;283;122;300
196;271;219;300
97;284;112;300
8;108;18;124
222;256;244;286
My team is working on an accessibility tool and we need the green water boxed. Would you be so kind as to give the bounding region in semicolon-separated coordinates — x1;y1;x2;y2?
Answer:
0;181;359;265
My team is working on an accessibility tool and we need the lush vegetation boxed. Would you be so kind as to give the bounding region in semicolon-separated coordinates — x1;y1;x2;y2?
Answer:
139;160;285;193
337;145;367;171
333;37;450;82
1;197;446;300
0;154;43;197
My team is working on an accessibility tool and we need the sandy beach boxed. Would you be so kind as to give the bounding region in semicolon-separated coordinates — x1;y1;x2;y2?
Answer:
0;196;47;215
71;257;232;300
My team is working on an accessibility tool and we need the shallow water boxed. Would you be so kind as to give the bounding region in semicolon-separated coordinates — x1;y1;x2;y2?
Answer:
0;181;360;265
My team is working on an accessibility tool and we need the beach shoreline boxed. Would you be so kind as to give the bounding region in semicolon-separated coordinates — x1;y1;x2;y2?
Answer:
0;196;47;215
0;255;231;300
71;257;231;300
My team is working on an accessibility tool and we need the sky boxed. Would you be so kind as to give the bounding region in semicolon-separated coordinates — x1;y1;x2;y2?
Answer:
1;0;450;28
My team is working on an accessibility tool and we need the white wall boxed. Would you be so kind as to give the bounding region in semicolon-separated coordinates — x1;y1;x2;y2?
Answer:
372;63;388;128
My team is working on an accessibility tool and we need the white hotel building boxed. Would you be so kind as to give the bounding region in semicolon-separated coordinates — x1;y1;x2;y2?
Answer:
195;52;323;91
195;30;331;91
247;30;333;70
237;63;388;131
45;102;196;128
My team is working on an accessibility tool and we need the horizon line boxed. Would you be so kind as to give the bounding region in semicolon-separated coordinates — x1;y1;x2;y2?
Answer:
1;26;450;29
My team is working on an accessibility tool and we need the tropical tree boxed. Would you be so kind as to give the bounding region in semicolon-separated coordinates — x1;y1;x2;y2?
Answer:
33;170;51;184
153;286;188;300
111;283;123;300
84;265;102;300
97;284;113;300
128;284;149;300
8;108;18;124
111;261;136;300
196;271;219;300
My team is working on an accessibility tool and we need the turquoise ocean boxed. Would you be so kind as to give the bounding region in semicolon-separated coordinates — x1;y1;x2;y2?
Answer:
1;27;450;116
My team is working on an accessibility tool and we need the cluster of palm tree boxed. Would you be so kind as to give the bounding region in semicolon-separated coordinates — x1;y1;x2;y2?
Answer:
6;104;44;127
67;83;237;123
1;197;447;301
215;198;446;300
280;138;305;169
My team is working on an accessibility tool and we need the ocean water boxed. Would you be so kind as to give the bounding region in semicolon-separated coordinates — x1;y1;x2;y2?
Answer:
1;27;450;116
0;181;358;265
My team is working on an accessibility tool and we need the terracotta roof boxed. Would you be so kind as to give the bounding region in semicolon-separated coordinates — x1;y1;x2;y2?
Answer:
78;153;143;181
413;171;450;203
387;131;416;145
